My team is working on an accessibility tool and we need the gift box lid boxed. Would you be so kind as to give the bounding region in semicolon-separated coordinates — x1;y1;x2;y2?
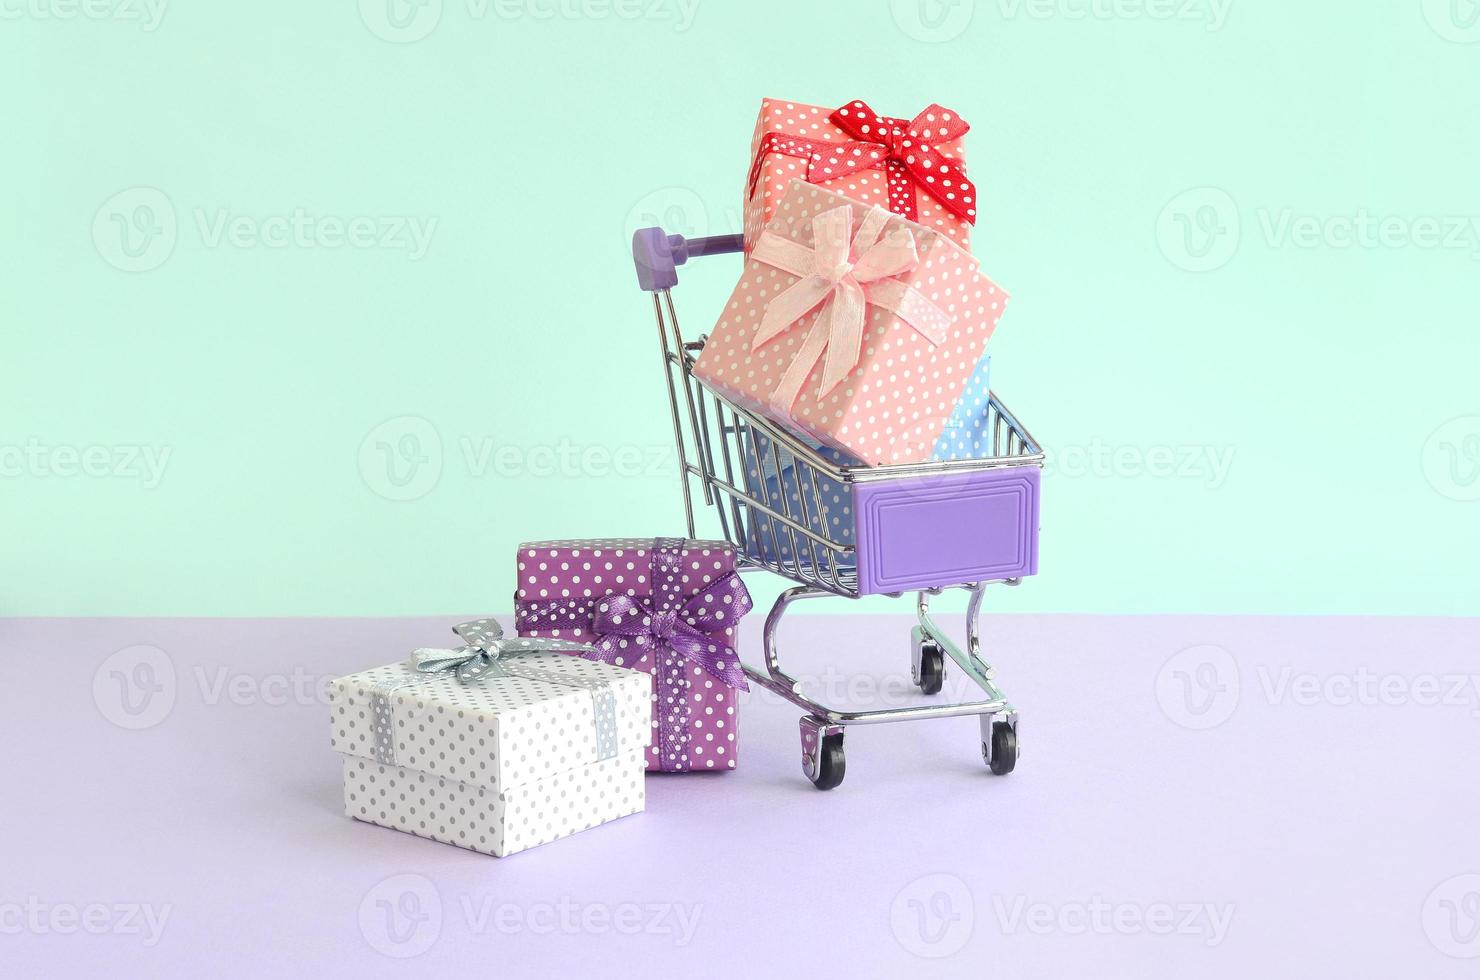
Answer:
330;642;652;796
516;537;737;603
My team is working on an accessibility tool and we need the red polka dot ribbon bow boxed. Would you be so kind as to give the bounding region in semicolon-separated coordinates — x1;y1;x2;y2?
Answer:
587;573;753;693
748;100;976;226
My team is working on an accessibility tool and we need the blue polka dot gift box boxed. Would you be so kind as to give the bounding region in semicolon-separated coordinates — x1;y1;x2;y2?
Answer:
740;429;857;571
514;538;754;773
329;618;652;857
740;353;992;566
932;353;992;461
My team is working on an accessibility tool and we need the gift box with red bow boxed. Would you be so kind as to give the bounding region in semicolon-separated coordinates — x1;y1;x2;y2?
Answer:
745;98;976;254
514;538;753;773
694;179;1008;467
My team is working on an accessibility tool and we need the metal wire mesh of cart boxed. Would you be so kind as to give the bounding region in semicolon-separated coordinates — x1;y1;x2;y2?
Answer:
648;284;1044;600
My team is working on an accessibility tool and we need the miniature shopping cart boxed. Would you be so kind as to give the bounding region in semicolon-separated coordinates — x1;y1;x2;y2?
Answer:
632;228;1044;790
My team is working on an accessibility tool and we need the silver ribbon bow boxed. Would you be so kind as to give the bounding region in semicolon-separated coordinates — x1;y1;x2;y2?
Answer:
410;618;596;683
369;618;621;767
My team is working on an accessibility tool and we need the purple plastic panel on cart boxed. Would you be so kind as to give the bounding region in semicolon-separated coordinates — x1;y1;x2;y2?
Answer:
853;467;1040;595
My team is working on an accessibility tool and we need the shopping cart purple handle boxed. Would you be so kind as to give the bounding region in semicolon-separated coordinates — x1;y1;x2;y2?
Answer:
632;228;745;291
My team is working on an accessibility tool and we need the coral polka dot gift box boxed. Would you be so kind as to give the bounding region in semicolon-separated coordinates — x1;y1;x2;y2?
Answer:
745;97;977;253
694;179;1009;467
514;538;753;773
329;619;652;857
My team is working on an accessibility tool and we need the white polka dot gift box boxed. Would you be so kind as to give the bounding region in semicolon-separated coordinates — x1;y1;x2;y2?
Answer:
329;619;652;857
745;98;976;254
693;179;1009;467
514;538;752;773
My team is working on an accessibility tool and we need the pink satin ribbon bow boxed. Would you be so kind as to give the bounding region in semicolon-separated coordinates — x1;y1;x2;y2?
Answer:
748;203;953;414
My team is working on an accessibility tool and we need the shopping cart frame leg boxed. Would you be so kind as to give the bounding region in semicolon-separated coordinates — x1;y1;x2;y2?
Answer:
741;579;1019;789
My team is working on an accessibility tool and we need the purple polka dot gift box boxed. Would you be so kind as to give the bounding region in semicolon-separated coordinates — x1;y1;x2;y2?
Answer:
329;619;652;857
515;538;753;773
692;179;1009;467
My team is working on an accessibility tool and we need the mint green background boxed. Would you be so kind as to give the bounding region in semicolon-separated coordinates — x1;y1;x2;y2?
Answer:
3;1;1477;617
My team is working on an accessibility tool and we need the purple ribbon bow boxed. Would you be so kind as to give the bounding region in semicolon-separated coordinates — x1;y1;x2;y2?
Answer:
588;581;752;692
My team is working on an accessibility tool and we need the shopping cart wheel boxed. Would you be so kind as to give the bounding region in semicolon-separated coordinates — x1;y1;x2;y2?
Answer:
984;719;1018;776
800;717;846;791
911;627;945;696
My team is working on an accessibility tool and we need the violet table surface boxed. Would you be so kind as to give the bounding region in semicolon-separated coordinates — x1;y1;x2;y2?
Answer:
4;613;1478;978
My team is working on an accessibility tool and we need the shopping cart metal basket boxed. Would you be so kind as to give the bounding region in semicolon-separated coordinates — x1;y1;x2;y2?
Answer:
633;227;1045;790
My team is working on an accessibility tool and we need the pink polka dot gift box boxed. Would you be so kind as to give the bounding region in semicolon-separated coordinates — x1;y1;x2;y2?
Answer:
745;98;975;254
693;179;1009;467
514;538;753;773
330;619;652;857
